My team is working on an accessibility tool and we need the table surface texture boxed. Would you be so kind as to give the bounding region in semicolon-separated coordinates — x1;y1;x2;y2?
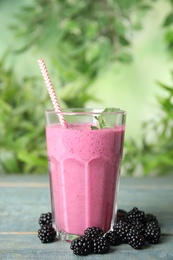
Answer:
0;174;173;260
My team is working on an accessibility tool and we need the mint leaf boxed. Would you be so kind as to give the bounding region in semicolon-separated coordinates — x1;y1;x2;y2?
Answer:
94;116;105;128
91;125;99;130
91;108;121;129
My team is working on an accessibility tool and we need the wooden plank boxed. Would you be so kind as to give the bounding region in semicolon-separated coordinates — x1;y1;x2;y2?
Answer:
0;235;173;260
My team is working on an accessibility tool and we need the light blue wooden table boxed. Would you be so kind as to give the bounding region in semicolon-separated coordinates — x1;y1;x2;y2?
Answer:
0;174;173;260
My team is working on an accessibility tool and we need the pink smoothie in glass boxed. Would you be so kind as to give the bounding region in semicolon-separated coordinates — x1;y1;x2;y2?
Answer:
46;123;125;236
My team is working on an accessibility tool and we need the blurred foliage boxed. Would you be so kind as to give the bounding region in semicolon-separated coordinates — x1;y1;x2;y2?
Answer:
123;76;173;175
1;0;173;174
122;0;173;176
9;0;156;107
162;0;173;56
0;54;49;173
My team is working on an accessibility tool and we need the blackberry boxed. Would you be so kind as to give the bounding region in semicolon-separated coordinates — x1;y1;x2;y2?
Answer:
92;237;110;254
126;207;145;223
113;219;130;243
105;231;122;246
127;227;145;250
117;209;127;221
38;225;56;243
144;213;159;224
70;236;93;256
84;226;104;239
144;221;161;244
131;221;145;235
39;212;52;227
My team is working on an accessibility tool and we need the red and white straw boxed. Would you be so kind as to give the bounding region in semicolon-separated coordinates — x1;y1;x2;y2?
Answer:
38;58;68;128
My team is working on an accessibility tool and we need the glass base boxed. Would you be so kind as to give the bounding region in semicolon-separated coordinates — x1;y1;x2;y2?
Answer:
57;230;81;242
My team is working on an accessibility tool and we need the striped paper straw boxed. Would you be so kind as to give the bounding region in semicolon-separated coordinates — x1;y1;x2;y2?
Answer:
38;58;68;128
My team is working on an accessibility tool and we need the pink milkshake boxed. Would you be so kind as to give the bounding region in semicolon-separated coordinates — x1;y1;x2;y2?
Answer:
45;109;126;240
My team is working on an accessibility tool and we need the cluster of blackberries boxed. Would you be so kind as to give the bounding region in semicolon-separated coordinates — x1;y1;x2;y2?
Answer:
37;207;161;254
106;207;161;250
70;207;161;255
37;212;57;243
70;227;110;255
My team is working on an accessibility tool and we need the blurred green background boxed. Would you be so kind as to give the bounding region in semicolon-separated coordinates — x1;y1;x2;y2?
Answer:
0;0;173;175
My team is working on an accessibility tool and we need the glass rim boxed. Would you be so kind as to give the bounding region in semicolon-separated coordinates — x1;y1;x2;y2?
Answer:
45;108;126;116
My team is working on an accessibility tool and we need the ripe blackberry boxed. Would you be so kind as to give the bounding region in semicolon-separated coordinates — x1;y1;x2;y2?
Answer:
144;221;161;244
113;219;130;243
38;212;52;227
92;237;110;254
131;221;145;235
105;231;122;246
117;209;127;221
70;236;93;256
84;226;104;239
127;227;145;250
144;213;159;224
116;209;127;221
126;207;145;223
38;225;56;243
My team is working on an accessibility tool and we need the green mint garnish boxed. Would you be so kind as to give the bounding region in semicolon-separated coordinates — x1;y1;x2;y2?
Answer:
91;125;99;130
91;107;121;130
